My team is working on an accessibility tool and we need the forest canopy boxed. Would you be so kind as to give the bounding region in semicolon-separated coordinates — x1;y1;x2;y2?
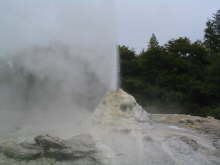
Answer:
119;9;220;119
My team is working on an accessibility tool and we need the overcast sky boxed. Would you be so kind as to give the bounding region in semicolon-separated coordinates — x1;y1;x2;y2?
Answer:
116;0;220;52
0;0;115;55
0;0;219;54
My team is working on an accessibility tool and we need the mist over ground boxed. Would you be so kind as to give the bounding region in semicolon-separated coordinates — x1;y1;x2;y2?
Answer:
0;0;118;137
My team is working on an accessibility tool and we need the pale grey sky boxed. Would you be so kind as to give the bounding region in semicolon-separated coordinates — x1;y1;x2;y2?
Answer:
0;0;219;53
116;0;220;52
0;0;116;55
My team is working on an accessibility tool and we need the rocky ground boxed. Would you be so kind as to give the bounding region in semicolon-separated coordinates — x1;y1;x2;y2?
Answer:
0;89;219;165
151;113;220;152
151;114;220;138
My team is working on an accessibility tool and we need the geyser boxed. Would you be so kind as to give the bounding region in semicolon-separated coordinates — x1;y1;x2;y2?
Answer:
0;0;118;137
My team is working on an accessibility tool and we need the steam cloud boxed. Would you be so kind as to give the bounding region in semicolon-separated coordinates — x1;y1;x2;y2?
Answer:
0;0;118;137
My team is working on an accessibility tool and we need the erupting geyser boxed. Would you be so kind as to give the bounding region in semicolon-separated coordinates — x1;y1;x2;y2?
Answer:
0;1;220;165
0;0;118;137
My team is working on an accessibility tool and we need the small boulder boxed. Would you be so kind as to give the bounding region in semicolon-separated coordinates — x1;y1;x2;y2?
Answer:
0;134;102;163
1;142;41;160
34;135;67;150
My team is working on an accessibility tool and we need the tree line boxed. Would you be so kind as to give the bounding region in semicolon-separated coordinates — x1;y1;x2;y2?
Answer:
119;9;220;119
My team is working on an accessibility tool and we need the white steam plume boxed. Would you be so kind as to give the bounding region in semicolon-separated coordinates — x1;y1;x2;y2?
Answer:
0;0;118;137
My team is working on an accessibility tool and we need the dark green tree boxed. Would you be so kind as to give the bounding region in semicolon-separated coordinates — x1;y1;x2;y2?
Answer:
204;9;220;53
118;9;220;119
148;33;159;49
119;46;141;92
165;37;191;57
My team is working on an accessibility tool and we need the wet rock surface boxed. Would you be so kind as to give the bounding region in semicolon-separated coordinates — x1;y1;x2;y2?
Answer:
179;136;200;151
34;135;68;150
91;89;220;165
0;134;105;165
151;114;220;137
0;89;220;165
2;142;41;160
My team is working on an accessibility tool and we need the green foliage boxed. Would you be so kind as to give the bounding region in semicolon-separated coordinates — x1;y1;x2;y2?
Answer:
119;45;141;92
204;9;220;53
119;9;220;119
165;37;191;57
148;33;159;49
